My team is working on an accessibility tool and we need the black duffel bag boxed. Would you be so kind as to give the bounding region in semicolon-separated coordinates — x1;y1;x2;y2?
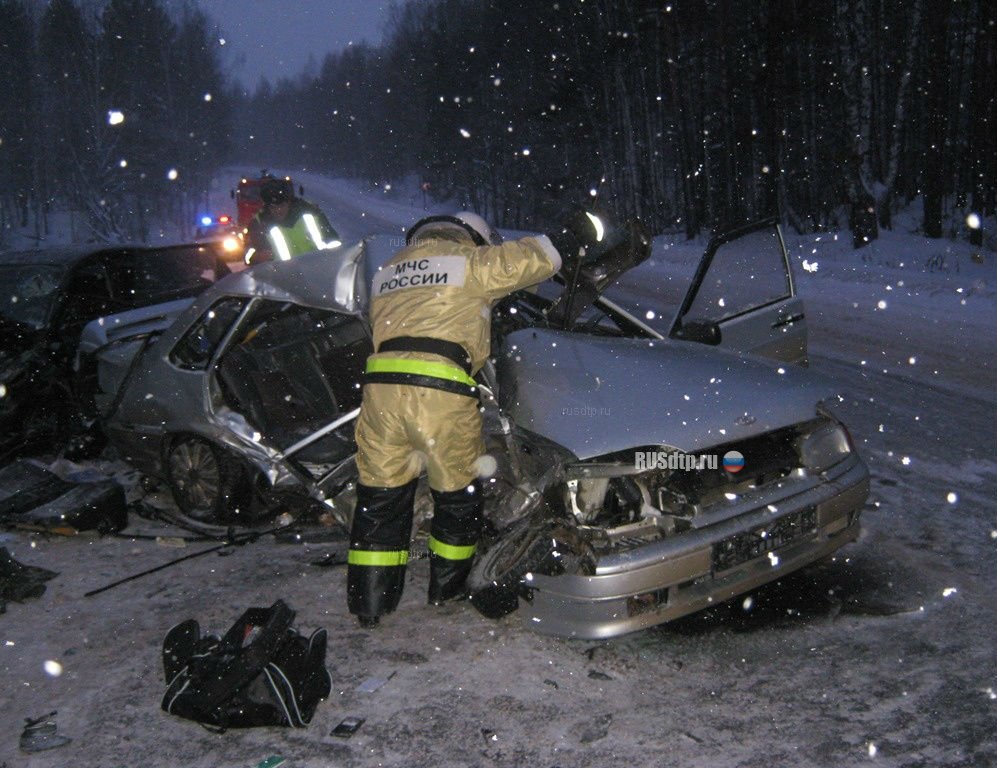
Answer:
161;599;330;730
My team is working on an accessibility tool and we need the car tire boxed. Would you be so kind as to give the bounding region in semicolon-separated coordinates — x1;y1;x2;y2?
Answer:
166;435;254;524
467;516;562;620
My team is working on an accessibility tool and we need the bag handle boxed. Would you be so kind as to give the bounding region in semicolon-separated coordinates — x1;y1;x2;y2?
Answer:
190;600;296;712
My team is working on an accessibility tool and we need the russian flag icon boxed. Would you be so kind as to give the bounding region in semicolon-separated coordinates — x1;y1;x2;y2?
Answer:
723;450;745;473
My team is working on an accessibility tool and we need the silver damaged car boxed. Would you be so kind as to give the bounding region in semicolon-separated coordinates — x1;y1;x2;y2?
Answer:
80;217;869;639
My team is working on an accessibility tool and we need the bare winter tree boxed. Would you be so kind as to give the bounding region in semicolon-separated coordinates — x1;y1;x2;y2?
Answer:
39;0;129;241
219;0;993;251
834;0;923;247
0;0;35;245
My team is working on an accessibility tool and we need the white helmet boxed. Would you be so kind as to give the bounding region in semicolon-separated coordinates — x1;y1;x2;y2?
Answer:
406;211;502;246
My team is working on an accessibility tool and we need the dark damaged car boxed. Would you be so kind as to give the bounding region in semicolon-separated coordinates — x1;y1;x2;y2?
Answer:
80;219;869;639
0;243;231;461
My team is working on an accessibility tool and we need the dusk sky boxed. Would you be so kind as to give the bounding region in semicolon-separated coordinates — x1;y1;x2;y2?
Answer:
199;0;395;90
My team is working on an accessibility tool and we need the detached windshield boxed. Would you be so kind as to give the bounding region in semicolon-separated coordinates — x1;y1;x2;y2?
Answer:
0;265;66;331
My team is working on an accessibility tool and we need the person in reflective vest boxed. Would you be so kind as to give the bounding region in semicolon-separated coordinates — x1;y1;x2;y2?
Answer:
244;179;341;264
348;211;563;628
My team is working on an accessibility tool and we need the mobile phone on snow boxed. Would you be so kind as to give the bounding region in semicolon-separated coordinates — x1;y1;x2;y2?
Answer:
331;716;365;738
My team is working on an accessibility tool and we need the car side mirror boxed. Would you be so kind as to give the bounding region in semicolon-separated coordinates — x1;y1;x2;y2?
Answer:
674;317;722;345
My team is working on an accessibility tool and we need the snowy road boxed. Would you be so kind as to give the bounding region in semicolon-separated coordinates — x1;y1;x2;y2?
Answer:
1;173;993;767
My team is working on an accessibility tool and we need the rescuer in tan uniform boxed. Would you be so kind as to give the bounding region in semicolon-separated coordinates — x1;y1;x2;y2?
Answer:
348;212;563;627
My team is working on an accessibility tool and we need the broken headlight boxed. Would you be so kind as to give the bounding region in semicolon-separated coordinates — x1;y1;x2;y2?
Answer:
799;420;852;473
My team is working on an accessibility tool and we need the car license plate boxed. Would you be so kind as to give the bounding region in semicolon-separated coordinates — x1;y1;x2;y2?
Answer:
713;506;817;572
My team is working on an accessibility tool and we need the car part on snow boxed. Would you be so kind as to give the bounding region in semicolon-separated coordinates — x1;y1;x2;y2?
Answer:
0;459;127;534
467;514;565;619
161;599;331;730
84;522;294;597
0;547;58;613
166;435;255;524
19;711;71;753
255;757;287;768
331;716;365;737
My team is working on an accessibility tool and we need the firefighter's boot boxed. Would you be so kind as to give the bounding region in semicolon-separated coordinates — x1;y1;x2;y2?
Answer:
347;480;417;625
427;482;483;605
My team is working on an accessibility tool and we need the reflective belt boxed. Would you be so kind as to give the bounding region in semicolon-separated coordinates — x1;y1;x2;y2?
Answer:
365;358;476;387
363;357;479;398
347;549;409;567
378;336;472;375
428;536;476;561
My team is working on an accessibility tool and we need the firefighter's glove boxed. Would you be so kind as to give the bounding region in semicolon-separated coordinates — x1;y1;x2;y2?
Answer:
550;210;605;279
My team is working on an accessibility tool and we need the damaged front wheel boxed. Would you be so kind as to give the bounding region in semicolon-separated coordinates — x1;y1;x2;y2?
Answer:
467;516;564;619
166;435;253;524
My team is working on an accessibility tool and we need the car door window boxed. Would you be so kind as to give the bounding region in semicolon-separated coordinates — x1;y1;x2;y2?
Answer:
110;246;222;307
684;226;791;323
170;298;245;370
0;264;65;330
215;302;371;463
61;263;113;328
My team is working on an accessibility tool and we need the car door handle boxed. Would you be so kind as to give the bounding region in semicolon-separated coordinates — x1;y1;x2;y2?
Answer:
772;312;805;329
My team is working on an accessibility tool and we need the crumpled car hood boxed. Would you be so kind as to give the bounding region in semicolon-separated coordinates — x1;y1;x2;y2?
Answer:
497;328;838;459
207;239;371;314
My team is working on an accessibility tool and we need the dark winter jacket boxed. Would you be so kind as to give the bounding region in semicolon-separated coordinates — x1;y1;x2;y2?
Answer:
245;199;340;263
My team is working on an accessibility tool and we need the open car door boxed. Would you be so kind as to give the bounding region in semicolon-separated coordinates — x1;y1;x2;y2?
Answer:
668;218;808;364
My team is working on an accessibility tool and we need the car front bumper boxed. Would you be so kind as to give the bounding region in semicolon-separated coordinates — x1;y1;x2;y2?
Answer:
519;455;870;639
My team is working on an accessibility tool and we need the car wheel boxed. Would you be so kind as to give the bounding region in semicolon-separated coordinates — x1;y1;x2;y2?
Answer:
166;436;253;524
467;516;562;619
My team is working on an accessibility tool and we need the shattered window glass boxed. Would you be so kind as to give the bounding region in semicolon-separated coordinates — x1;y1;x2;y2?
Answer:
0;265;66;330
216;302;370;454
170;297;245;370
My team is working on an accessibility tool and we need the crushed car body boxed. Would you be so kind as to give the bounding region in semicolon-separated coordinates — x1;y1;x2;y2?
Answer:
81;218;869;638
0;242;232;462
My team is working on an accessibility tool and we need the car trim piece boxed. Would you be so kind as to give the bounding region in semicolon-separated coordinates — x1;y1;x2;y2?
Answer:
277;408;361;461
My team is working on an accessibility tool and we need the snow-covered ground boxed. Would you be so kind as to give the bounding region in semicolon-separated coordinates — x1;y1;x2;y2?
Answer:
1;171;994;767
